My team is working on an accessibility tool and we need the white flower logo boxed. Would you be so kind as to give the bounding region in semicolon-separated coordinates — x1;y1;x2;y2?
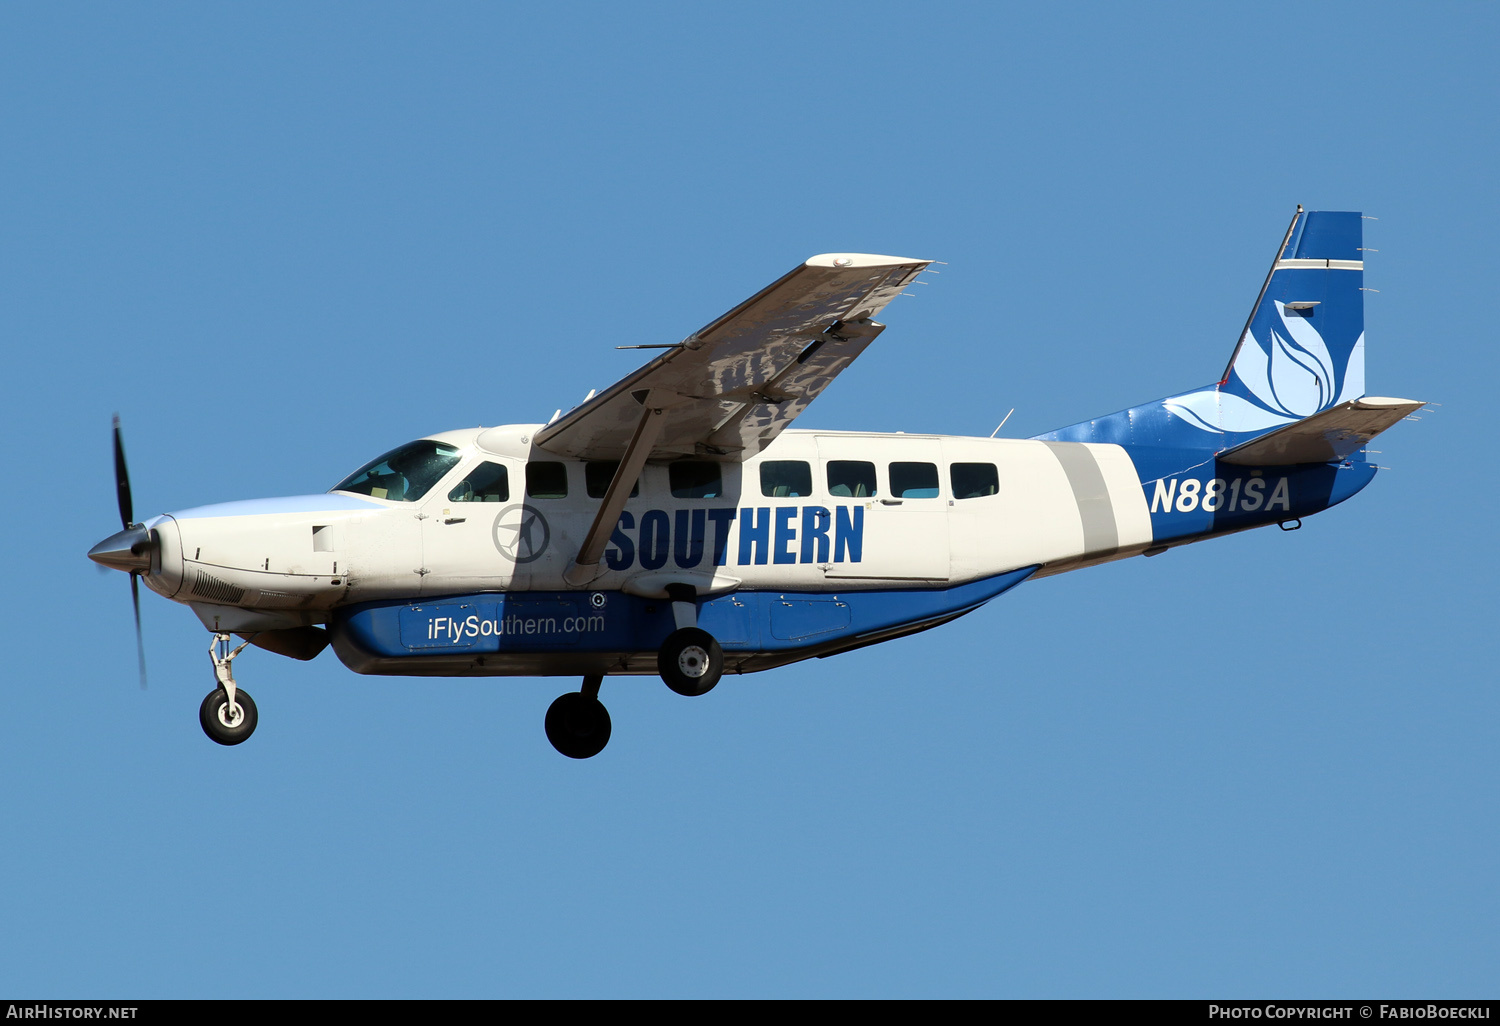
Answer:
1163;301;1364;434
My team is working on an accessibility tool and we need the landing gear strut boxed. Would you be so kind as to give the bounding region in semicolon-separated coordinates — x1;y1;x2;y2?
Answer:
201;633;258;746
545;675;611;759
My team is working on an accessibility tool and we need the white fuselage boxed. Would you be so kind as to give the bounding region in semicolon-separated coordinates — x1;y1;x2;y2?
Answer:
142;425;1155;638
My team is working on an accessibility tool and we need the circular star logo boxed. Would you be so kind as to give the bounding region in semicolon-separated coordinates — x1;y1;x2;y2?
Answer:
492;504;550;564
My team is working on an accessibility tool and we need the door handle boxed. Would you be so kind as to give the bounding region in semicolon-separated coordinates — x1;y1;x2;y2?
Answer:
444;517;467;524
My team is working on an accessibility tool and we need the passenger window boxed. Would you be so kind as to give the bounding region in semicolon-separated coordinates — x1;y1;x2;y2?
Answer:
448;462;510;502
760;460;812;498
526;462;568;499
826;460;877;498
585;461;640;499
669;460;723;499
951;462;999;499
890;462;940;498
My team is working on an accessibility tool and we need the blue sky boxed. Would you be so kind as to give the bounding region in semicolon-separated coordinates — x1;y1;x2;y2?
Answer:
1;2;1494;997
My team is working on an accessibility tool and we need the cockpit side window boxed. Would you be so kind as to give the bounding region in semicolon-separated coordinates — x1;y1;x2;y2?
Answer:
449;462;510;502
333;440;462;502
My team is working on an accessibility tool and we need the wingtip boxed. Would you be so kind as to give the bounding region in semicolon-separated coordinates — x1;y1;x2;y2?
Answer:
804;253;930;269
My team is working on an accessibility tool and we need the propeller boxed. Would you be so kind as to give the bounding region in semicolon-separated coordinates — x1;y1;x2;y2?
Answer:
113;414;133;531
112;415;148;690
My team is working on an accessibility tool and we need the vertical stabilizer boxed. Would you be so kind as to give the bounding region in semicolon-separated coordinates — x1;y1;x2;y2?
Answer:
1035;209;1374;452
1212;209;1367;432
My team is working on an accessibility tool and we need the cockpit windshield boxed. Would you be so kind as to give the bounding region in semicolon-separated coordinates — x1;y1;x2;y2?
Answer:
332;440;462;502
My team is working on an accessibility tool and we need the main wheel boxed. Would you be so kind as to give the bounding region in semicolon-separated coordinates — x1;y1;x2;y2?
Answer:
658;627;723;697
199;687;258;746
545;692;612;759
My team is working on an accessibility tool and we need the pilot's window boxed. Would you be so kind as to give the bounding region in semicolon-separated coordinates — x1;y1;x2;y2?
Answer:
826;460;877;498
890;462;940;498
449;462;510;502
526;462;569;499
333;440;462;503
585;461;640;499
670;461;723;499
951;462;999;499
760;460;812;498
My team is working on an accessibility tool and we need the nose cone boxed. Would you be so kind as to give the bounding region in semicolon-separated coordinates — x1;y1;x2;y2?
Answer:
88;525;155;573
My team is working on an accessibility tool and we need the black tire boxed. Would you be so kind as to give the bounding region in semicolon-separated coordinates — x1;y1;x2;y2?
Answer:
199;687;258;746
544;692;612;759
658;627;723;697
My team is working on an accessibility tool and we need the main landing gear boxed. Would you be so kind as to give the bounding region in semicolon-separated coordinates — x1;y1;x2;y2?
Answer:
543;586;725;759
658;627;723;697
545;675;612;759
201;633;258;746
659;584;723;697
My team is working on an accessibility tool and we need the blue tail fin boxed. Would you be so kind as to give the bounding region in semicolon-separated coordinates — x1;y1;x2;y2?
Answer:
1037;208;1369;451
1203;208;1366;431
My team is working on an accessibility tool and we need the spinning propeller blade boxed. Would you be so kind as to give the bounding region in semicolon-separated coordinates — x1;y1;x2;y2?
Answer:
113;414;133;530
112;415;148;688
131;572;148;690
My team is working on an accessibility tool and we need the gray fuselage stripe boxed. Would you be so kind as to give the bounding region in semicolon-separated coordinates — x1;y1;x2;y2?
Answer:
1039;442;1119;555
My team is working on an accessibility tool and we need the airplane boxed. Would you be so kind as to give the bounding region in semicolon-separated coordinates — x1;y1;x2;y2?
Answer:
89;207;1423;759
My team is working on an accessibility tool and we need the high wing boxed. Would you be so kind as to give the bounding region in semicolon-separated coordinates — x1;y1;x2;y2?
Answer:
534;253;931;462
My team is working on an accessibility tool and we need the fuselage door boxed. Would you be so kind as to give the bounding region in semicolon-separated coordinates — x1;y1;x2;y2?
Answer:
816;435;950;583
418;457;523;594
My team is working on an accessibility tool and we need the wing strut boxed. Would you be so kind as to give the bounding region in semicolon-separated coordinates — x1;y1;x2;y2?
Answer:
562;399;668;586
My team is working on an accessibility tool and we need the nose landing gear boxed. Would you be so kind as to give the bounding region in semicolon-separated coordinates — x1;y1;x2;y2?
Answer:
201;633;258;746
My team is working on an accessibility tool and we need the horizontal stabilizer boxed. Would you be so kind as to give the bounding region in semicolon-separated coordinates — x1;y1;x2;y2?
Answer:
1218;397;1424;466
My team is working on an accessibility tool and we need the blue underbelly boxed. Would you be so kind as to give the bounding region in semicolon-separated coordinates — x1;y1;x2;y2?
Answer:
331;567;1038;664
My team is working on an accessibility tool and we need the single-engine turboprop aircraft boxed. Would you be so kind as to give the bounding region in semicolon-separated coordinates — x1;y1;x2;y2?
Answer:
90;208;1423;758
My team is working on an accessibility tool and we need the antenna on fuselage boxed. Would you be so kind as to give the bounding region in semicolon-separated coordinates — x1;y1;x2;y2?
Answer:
990;409;1014;438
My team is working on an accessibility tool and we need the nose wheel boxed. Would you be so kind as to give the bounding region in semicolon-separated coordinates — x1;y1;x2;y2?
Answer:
200;686;258;745
545;675;611;759
201;632;258;746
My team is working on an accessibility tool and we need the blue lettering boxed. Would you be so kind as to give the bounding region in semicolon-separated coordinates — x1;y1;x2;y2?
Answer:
674;509;706;568
834;505;863;563
739;507;771;565
708;508;736;566
774;507;798;564
801;506;830;563
601;505;854;572
639;510;670;570
605;511;635;571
